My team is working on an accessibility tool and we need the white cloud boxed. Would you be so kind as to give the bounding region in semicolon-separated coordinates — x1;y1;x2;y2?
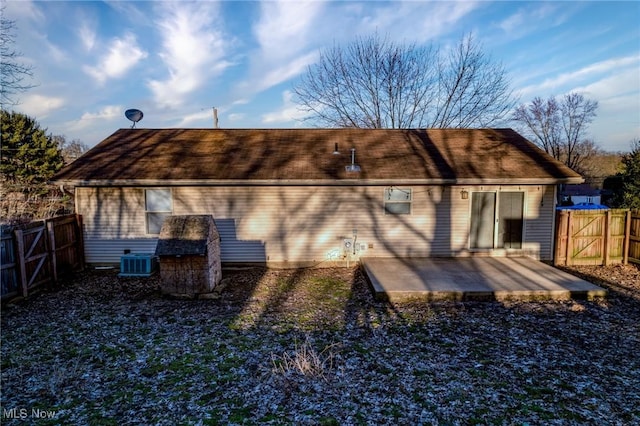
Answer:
498;3;556;37
44;106;126;146
498;10;526;35
3;1;66;66
228;113;246;123
254;0;323;60
256;51;318;94
514;57;640;152
238;0;480;101
45;40;68;64
572;66;640;101
517;54;640;98
317;1;481;43
573;67;640;150
262;90;308;124
67;105;123;132
83;32;148;84
377;1;481;41
175;109;215;127
498;3;560;38
4;0;45;23
105;1;153;28
147;2;231;108
234;0;324;98
78;20;97;52
16;94;65;118
79;105;122;121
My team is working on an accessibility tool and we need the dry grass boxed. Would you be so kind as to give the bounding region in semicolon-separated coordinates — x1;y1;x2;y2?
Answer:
1;263;639;425
271;337;339;381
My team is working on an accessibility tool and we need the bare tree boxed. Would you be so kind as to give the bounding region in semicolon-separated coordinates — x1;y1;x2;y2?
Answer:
52;135;89;164
513;93;598;171
294;32;515;129
513;97;563;159
294;33;437;128
561;93;599;170
1;6;35;108
431;33;515;128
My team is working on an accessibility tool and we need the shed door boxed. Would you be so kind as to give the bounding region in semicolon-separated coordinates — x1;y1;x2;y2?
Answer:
498;192;524;249
470;192;496;249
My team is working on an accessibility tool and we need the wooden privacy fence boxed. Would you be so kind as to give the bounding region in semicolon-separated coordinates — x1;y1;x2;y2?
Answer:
555;209;639;266
630;210;640;264
1;214;84;302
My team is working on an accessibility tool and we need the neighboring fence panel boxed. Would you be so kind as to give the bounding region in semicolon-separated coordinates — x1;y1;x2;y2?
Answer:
629;210;640;264
1;214;84;302
555;209;632;266
607;210;629;265
1;234;19;299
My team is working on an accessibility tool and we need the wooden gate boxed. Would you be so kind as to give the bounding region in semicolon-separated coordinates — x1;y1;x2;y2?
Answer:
15;221;51;297
1;214;84;301
555;209;631;266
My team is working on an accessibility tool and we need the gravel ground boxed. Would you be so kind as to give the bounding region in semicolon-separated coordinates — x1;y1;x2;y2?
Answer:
1;262;639;425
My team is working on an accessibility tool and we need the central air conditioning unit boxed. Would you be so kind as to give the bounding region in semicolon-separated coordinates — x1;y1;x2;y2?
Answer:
119;253;158;277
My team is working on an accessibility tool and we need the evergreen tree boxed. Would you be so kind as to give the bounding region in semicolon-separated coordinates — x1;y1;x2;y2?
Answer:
0;110;64;187
611;140;640;209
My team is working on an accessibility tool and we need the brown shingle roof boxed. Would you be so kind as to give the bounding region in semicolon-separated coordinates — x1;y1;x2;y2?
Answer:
52;128;583;185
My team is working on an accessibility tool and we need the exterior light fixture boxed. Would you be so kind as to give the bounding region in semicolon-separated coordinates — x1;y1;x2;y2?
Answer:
461;190;469;200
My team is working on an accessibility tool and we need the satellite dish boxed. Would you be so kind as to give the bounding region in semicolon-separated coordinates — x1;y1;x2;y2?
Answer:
125;109;144;128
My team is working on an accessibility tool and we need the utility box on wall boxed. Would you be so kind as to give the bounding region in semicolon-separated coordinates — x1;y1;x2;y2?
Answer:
154;215;222;296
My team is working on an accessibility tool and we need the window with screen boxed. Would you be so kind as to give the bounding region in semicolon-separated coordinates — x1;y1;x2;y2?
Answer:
145;189;172;234
384;187;412;215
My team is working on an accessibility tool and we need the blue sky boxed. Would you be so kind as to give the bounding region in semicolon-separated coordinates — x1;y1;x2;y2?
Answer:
6;0;640;152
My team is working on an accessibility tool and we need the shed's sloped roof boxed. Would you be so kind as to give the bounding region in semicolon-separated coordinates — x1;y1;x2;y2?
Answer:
155;215;219;256
53;128;583;185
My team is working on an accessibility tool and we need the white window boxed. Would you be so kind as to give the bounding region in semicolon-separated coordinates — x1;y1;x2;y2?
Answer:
384;187;412;215
145;189;172;234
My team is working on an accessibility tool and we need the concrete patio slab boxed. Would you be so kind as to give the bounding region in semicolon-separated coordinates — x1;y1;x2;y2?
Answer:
360;257;608;302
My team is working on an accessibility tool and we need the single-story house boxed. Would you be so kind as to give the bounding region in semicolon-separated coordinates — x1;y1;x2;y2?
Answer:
559;183;602;206
52;128;583;266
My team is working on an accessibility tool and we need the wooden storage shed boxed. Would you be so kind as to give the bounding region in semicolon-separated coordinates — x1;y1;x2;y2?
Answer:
155;215;221;296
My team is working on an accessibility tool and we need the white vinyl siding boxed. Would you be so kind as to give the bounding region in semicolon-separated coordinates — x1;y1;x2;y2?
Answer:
523;185;557;259
84;239;158;264
76;184;558;264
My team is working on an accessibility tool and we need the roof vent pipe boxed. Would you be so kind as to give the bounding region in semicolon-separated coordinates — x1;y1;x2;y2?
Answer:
345;148;361;172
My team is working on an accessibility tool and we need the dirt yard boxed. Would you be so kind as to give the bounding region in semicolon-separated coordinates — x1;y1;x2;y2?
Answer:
1;262;639;425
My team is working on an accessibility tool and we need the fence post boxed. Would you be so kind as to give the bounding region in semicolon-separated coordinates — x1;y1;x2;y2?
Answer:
623;210;631;265
14;229;28;298
554;210;567;266
47;219;58;284
565;210;574;266
603;210;611;266
76;214;85;270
